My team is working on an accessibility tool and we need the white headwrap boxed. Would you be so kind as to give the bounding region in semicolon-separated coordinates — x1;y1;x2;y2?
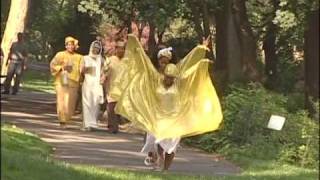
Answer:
157;47;173;60
89;40;102;58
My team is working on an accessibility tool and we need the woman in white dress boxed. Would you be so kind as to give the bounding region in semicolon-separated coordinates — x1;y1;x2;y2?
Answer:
112;35;223;171
81;41;104;131
141;64;181;171
141;47;179;171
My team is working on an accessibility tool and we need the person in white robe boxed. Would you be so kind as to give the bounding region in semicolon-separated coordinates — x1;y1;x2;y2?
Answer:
81;40;104;131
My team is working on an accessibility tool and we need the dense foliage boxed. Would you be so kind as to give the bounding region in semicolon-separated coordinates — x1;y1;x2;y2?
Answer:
184;83;319;168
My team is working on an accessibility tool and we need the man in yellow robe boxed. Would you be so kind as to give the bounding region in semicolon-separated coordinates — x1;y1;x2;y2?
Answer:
50;36;83;128
101;41;126;133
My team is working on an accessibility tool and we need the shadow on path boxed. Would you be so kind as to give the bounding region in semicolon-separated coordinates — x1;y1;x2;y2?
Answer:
1;90;241;176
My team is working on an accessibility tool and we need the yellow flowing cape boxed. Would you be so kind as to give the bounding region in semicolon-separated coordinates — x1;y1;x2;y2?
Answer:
113;34;223;139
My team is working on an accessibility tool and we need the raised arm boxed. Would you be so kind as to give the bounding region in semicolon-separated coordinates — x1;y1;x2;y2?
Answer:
177;36;210;75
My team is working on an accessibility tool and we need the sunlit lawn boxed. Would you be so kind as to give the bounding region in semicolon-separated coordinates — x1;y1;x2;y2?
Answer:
22;69;54;93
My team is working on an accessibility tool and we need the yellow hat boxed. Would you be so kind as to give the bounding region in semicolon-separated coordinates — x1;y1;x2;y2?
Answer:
65;36;79;49
164;63;178;77
65;36;76;44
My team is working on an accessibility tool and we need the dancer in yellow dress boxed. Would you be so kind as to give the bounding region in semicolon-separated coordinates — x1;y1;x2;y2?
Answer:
111;34;223;170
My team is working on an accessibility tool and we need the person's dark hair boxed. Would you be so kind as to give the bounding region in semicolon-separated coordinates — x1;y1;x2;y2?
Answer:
17;32;24;41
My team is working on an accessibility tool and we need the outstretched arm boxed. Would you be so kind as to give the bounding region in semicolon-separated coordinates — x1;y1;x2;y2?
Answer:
180;59;212;80
177;36;210;75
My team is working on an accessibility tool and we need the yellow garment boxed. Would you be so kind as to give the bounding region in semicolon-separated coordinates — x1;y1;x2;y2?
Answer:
50;51;83;87
114;34;223;139
55;85;78;122
105;55;125;103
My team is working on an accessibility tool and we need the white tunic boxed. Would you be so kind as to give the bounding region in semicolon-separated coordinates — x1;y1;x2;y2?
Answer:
141;133;180;155
82;55;104;128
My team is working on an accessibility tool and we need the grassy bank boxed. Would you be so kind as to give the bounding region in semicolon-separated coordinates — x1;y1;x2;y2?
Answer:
2;124;318;180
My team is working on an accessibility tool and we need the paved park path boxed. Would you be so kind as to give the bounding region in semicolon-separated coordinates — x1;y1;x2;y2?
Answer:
1;89;241;176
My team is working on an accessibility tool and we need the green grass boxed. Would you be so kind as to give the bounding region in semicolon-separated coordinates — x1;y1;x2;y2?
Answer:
1;124;318;180
227;156;318;180
22;69;55;93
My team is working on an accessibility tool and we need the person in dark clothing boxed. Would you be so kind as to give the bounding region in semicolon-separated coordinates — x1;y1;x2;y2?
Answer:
2;33;28;95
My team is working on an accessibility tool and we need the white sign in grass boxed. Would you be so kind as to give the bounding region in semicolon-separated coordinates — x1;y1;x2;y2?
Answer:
267;115;286;130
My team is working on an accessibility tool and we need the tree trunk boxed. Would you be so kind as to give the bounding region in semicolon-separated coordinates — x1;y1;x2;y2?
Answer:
304;9;319;116
233;0;260;82
263;0;279;89
214;0;261;92
188;1;204;42
1;0;29;77
147;22;157;65
126;19;132;34
214;0;243;93
59;0;65;10
157;30;165;45
224;0;243;82
201;0;211;38
200;0;215;60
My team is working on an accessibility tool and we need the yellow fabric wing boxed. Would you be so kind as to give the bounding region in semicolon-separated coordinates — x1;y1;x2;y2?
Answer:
109;34;159;101
114;34;223;139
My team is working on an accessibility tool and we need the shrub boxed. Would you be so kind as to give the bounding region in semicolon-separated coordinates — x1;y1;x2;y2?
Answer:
184;83;319;168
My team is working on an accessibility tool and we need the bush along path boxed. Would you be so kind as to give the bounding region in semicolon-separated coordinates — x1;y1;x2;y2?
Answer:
1;89;241;177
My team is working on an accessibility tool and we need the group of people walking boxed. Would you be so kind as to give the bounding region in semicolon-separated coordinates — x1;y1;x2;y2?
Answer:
49;34;223;171
1;31;222;172
50;36;125;133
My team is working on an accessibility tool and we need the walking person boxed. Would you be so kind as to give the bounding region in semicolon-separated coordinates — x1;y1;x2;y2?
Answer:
101;40;126;134
143;46;174;167
50;36;83;128
2;33;28;95
81;40;104;131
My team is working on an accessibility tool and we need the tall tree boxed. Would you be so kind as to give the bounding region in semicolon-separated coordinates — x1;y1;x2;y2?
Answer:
185;0;216;60
304;9;319;115
214;0;261;91
1;0;29;76
263;0;280;89
233;0;260;82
